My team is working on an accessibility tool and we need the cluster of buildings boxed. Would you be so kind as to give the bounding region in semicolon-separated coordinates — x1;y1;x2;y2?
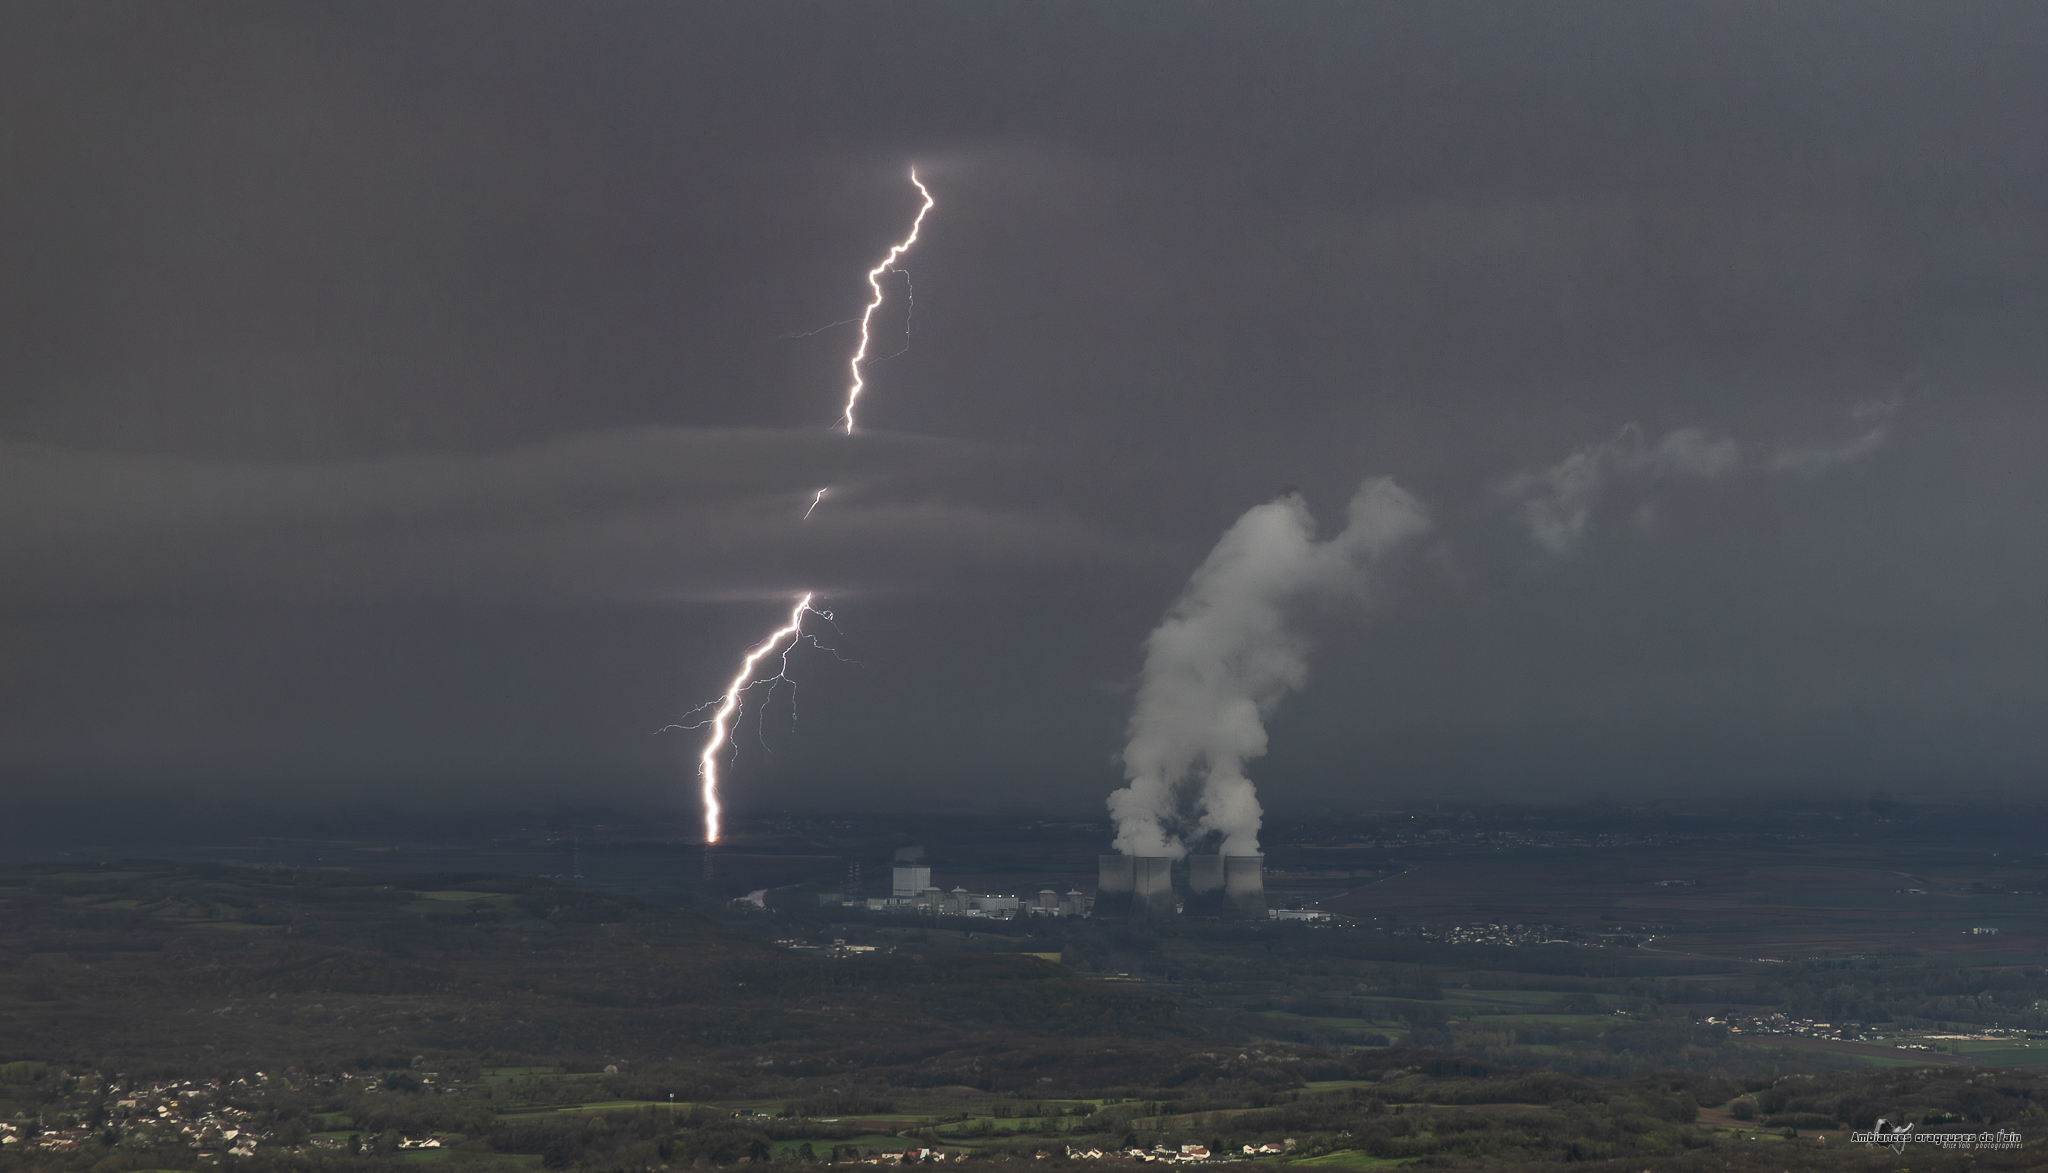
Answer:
1698;1014;2039;1049
834;862;1094;919
1134;1143;1213;1161
1050;1142;1291;1162
6;1066;452;1164
96;1075;268;1159
776;937;885;956
0;1122;101;1153
1708;1013;1903;1042
1077;1142;1250;1161
1411;922;1573;947
1269;909;1330;922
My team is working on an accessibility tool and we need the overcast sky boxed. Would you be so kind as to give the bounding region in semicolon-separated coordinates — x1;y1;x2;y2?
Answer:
3;2;2045;825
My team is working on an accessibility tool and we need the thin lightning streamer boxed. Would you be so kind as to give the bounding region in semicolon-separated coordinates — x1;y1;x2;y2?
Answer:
749;620;857;753
839;170;934;434
804;488;828;519
876;271;915;361
777;317;861;340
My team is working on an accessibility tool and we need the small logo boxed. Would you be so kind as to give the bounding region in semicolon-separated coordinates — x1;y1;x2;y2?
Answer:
1856;1118;1913;1154
1850;1118;2023;1152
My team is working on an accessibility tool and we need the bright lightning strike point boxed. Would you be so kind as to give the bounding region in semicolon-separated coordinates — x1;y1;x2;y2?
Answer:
839;169;934;434
693;594;817;844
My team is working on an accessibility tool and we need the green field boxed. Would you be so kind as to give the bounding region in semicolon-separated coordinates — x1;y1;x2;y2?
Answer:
1260;1010;1404;1031
482;1072;607;1086
1287;1152;1419;1168
933;1117;1076;1135
496;1099;681;1117
1946;1039;2048;1065
1440;989;1577;1009
768;1136;943;1159
1449;1012;1611;1024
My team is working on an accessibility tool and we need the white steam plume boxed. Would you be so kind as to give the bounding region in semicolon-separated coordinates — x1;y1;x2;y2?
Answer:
1108;478;1429;858
1505;399;1900;554
1504;425;1739;555
1766;397;1900;476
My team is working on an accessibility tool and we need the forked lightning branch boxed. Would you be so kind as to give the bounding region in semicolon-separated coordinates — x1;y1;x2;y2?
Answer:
670;594;823;845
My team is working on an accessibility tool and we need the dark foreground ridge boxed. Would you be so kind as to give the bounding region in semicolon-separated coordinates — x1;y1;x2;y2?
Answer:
0;861;1179;1071
4;861;2048;1171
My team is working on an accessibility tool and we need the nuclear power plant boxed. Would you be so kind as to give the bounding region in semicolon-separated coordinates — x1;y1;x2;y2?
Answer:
1096;853;1265;917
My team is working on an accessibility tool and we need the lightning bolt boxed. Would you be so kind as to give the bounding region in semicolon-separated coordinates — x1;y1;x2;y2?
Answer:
672;594;820;845
839;169;934;434
680;171;932;846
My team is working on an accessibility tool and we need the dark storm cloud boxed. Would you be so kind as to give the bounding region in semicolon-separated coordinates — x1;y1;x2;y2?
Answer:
2;2;2046;812
0;428;1142;605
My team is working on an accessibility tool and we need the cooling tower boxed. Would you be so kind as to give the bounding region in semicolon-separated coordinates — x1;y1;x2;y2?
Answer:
1180;853;1231;916
1096;854;1136;917
1097;854;1135;893
1098;854;1176;916
1132;855;1176;916
1224;854;1265;917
